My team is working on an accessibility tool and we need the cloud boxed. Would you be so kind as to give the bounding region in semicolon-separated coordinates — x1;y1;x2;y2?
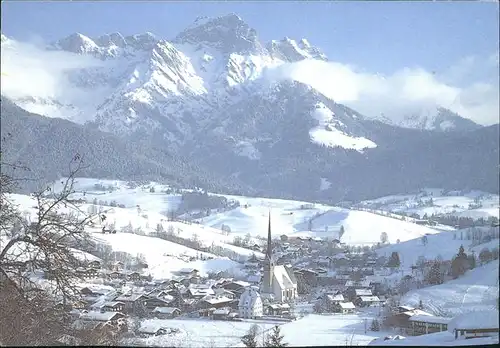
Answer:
264;56;499;126
1;37;107;120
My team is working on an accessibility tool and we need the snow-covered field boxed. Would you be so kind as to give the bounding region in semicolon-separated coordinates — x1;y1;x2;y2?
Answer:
375;226;499;268
252;313;392;347
402;261;499;317
201;195;442;244
370;330;498;346
127;318;283;348
93;233;243;280
360;189;499;219
41;177;448;245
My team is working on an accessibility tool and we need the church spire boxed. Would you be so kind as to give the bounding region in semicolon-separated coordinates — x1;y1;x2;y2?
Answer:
266;210;272;260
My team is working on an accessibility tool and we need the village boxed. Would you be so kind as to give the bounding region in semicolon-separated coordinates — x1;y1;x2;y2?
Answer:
60;212;500;345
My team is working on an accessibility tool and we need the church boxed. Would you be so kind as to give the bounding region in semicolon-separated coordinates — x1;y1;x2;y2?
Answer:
260;212;298;303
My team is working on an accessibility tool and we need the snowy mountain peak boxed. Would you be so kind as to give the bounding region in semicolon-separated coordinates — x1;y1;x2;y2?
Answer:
174;13;264;54
124;32;158;50
55;32;99;54
94;32;127;48
266;37;327;62
399;106;481;132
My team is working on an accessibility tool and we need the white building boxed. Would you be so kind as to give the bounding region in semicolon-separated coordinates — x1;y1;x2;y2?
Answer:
260;212;298;303
238;287;263;319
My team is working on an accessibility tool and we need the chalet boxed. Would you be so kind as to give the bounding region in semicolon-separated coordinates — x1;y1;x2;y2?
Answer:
449;309;499;340
151;307;181;319
333;302;356;314
386;309;434;333
100;301;125;313
114;293;148;313
221;280;250;294
212;308;231;320
125;271;141;281
109;271;124;279
187;285;215;299
112;261;124;271
144;297;174;310
76;311;127;333
266;303;290;316
354;289;373;297
138;325;172;337
88;260;101;269
355;296;381;307
199;295;234;310
409;315;451;336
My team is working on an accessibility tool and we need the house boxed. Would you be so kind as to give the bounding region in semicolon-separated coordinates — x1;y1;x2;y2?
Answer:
77;311;127;333
222;280;250;294
114;293;148;313
333;302;356;314
266;303;290;316
100;301;125;312
88;260;101;269
238;287;263;319
144;297;174;310
125;271;141;281
409;315;451;335
212;308;231;320
187;284;215;299
151;307;181;319
355;295;381;307
199;295;234;309
448;309;499;340
354;289;373;297
260;213;298;303
386;309;435;333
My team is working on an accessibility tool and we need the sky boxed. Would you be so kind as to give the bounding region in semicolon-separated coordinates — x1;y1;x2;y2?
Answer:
1;0;499;125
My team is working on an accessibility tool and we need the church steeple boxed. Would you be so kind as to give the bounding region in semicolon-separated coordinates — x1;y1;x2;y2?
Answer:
266;210;273;261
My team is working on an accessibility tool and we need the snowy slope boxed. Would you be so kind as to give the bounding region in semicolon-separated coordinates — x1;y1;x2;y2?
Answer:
200;193;442;244
1;14;379;152
375;226;500;268
402;261;499;317
359;189;500;219
92;233;242;280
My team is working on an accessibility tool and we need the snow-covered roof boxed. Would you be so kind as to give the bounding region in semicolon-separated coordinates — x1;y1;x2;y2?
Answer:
448;309;500;332
409;315;452;325
80;311;124;322
213;308;231;315
152;307;180;314
359;296;380;302
355;289;373;296
114;293;146;302
339;302;356;309
273;265;296;289
101;301;124;308
202;295;233;305
327;294;344;302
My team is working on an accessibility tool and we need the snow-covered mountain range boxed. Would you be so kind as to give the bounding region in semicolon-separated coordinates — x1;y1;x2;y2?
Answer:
1;14;482;150
1;14;497;203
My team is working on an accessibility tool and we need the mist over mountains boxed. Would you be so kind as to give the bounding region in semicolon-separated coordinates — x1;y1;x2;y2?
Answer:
1;14;498;202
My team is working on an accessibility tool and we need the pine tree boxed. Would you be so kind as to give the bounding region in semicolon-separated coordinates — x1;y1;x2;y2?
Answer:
451;245;469;278
425;261;443;285
387;252;400;268
265;325;288;347
339;225;345;239
370;318;380;331
241;324;259;348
